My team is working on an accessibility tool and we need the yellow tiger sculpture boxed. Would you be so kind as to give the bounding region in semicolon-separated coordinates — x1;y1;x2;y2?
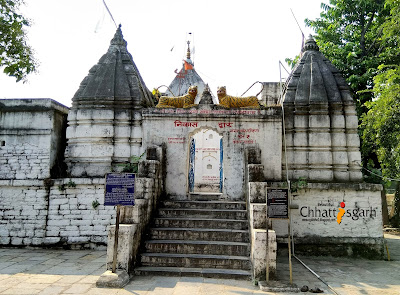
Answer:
217;86;260;109
155;86;198;108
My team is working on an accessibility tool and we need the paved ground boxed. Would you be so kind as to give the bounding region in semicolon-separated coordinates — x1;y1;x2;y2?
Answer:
0;234;399;295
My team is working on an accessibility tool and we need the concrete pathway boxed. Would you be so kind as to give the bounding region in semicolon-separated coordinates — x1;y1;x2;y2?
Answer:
0;234;398;295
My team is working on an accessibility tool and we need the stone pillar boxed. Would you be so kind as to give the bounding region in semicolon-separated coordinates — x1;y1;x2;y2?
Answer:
330;103;350;181
65;108;114;177
344;102;363;181
292;104;310;180
308;103;333;181
282;103;295;180
251;229;277;281
112;109;132;164
130;111;143;158
261;82;281;106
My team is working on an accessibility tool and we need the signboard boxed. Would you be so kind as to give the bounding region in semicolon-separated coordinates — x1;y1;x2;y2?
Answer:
267;188;288;219
104;173;135;206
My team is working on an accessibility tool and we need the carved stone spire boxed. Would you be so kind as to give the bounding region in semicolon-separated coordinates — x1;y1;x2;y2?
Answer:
110;24;127;47
302;35;320;52
198;84;214;105
65;26;154;177
282;33;362;183
186;41;191;59
71;25;154;108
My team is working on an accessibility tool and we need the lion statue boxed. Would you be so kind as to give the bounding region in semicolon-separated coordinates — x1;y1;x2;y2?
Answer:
217;86;260;109
155;86;198;108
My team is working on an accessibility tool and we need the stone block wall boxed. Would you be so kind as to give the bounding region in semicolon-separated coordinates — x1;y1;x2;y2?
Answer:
0;180;48;246
0;143;50;180
0;99;69;180
45;178;115;247
0;178;114;248
269;182;385;258
0;145;164;250
245;147;384;261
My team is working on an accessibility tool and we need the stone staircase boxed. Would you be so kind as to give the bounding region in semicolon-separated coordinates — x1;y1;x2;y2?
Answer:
134;194;252;279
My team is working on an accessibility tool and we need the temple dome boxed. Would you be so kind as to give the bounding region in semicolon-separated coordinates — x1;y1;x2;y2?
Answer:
283;35;353;105
165;41;215;103
71;25;154;109
281;35;362;183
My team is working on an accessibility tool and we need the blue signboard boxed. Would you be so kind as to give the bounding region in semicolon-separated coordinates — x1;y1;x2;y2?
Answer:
104;173;135;206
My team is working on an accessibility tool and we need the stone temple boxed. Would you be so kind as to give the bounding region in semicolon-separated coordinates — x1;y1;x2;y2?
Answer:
0;27;384;283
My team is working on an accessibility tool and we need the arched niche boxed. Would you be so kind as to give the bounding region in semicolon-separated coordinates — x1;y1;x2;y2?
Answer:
188;127;223;194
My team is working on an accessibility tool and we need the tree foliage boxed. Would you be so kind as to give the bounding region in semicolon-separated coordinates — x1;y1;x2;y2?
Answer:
0;0;37;82
305;0;391;116
285;55;300;70
361;0;400;225
362;68;400;178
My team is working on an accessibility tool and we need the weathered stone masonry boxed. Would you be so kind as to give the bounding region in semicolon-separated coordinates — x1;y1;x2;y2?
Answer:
0;180;48;246
0;178;114;248
0;162;163;248
0;98;164;248
46;178;114;246
0;99;69;180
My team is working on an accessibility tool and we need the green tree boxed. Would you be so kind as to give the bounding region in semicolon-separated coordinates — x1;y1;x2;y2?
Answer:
0;0;37;82
302;0;400;183
361;0;400;226
362;67;400;226
305;0;391;116
285;55;300;70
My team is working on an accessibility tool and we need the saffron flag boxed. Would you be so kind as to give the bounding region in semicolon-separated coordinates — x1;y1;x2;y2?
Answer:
184;60;193;70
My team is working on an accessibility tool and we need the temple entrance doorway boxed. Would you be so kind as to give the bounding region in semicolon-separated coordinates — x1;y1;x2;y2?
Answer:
188;129;223;194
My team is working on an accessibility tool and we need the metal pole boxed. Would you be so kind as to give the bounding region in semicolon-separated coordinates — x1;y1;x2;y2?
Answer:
266;218;269;282
288;218;293;285
266;189;269;282
112;205;121;273
293;255;341;295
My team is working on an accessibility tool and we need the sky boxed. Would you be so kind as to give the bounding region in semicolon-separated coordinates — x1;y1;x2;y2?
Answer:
0;0;325;107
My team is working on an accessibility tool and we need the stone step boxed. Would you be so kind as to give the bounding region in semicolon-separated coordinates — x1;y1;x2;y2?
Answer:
167;194;223;201
134;266;252;280
144;240;250;256
153;217;249;230
149;228;249;242
161;200;246;210
158;208;247;220
140;253;251;270
135;195;251;280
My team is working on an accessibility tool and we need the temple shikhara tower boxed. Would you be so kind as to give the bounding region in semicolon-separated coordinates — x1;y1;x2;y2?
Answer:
165;41;211;103
0;27;384;286
283;36;362;182
65;26;154;177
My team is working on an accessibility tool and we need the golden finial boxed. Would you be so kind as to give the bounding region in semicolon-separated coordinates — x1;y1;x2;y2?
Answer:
187;41;191;59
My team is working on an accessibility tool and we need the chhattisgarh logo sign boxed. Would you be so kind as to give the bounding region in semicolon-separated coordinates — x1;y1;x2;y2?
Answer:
337;202;346;224
300;201;377;223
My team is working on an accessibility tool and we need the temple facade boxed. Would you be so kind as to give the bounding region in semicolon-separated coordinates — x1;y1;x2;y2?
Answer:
0;28;384;282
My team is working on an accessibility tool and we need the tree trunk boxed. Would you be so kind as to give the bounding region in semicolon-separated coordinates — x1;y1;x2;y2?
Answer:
381;187;389;226
391;181;400;228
